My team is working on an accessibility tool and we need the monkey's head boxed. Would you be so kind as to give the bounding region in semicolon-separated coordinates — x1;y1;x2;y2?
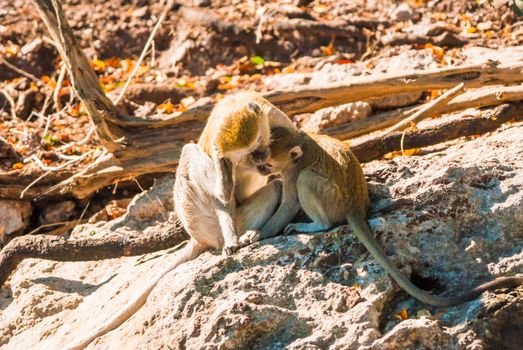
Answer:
212;93;271;165
256;127;303;176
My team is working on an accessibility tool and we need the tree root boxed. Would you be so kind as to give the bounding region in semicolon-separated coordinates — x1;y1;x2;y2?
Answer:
0;220;187;288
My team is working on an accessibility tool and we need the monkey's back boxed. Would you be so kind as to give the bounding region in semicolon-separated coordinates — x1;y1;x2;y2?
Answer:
309;134;370;218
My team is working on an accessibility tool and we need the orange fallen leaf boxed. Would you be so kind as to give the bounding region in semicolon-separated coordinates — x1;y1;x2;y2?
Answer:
321;37;336;56
12;162;23;170
402;148;421;156
335;59;355;65
282;66;294;74
5;44;19;56
407;0;423;7
90;59;107;72
395;308;409;321
158;101;175;114
430;90;443;100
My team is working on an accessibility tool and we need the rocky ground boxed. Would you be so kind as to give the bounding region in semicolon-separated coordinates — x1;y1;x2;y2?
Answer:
1;121;522;349
1;0;523;349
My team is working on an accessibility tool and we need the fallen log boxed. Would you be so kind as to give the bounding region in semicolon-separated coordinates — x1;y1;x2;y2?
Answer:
351;103;523;162
381;82;465;136
326;84;523;140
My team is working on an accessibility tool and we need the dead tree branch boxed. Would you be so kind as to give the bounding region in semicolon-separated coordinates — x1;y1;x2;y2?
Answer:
351;103;523;162
382;82;465;136
326;84;523;140
0;220;187;288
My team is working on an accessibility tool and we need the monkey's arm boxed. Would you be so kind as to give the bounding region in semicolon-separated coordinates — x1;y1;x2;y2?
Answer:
213;156;240;255
215;200;240;255
240;173;300;245
214;157;234;204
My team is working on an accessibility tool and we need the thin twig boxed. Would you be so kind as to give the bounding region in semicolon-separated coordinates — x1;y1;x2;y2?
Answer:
27;220;80;235
20;149;96;199
132;176;168;219
0;56;43;84
56;126;95;151
40;113;53;145
0;88;17;119
381;82;465;136
150;40;156;68
114;0;174;104
53;64;67;112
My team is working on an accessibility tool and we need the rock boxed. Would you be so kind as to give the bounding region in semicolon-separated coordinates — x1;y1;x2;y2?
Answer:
463;45;523;64
302;101;372;132
131;6;148;18
38;201;75;226
0;200;32;244
390;3;414;23
1;124;523;349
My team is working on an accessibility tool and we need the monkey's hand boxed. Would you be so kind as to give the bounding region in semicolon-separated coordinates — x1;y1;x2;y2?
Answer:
222;241;240;256
239;230;262;247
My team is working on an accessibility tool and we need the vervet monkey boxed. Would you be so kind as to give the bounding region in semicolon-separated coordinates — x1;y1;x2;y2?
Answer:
66;92;295;350
245;127;523;307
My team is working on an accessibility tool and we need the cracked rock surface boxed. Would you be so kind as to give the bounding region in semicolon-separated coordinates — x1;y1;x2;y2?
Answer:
1;123;522;349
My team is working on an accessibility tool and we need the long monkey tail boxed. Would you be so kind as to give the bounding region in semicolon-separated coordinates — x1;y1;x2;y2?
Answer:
65;239;207;350
347;214;523;307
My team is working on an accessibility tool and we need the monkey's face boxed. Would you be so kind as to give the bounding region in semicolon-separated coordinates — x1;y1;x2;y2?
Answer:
256;129;303;176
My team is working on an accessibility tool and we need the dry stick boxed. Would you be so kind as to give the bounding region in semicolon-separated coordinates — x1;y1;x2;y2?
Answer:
0;221;188;288
53;64;66;112
381;82;465;136
114;0;174;105
0;56;43;84
20;149;96;198
0;88;17;119
325;84;523;140
56;126;96;151
27;219;87;235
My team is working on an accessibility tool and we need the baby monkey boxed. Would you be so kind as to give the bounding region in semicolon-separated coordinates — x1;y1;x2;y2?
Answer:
246;127;523;307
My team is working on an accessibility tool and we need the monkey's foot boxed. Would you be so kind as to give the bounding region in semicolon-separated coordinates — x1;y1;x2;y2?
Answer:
222;243;239;256
238;230;262;247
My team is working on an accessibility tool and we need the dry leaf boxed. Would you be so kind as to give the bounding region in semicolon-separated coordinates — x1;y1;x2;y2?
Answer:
395;308;409;321
5;44;19;56
158;101;175;114
407;0;424;7
11;162;23;170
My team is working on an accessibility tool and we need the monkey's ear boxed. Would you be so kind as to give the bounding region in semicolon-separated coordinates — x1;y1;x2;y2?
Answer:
289;146;303;162
247;102;261;114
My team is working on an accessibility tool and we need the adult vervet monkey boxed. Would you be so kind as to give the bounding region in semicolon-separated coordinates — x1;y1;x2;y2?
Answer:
66;92;295;350
245;127;523;307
